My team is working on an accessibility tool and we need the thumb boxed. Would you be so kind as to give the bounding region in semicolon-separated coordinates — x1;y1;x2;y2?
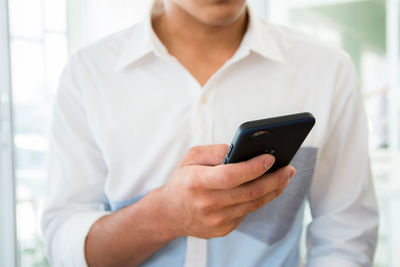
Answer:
180;144;229;167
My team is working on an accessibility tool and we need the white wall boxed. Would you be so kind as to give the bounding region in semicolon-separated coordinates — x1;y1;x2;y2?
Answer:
67;0;150;53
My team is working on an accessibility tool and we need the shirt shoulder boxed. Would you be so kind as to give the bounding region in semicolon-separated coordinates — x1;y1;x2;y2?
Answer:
67;23;140;72
262;21;352;67
257;21;359;118
261;21;357;100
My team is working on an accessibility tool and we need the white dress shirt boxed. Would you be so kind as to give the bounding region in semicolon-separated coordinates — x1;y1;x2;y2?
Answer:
41;1;378;266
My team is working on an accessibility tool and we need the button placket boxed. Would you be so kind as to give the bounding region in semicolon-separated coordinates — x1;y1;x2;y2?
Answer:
185;78;209;267
180;57;237;267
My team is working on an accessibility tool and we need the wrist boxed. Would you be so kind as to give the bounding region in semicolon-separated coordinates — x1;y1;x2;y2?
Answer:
144;187;183;241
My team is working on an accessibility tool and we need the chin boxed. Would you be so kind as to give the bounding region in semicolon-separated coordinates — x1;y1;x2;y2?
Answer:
201;8;246;26
186;0;247;26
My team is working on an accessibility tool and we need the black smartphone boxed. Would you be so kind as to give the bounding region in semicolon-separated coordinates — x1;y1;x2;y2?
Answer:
223;112;315;173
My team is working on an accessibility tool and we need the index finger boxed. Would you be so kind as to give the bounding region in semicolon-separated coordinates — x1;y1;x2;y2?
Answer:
202;154;275;189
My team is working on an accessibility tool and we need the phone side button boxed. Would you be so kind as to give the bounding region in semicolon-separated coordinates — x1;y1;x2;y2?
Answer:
227;144;233;157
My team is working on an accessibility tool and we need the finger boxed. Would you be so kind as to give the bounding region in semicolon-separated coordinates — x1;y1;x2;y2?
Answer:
180;144;229;167
212;165;295;206
204;154;276;189
222;183;289;220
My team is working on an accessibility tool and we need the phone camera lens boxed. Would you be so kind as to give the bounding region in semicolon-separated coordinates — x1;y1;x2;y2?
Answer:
264;148;275;155
249;130;271;141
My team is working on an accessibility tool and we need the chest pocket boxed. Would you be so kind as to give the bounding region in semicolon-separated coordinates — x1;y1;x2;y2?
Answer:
237;147;318;245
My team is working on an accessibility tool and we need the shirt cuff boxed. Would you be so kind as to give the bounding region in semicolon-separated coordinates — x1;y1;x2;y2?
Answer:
49;210;111;267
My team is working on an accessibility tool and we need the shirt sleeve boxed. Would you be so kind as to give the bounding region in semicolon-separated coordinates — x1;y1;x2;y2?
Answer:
306;55;379;266
40;54;111;267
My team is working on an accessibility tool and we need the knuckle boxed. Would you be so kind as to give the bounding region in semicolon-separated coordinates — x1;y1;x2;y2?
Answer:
245;186;262;199
188;146;202;158
194;199;212;214
209;215;225;228
185;176;199;191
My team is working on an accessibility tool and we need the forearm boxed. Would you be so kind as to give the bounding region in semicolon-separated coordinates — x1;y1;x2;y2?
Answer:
85;188;177;267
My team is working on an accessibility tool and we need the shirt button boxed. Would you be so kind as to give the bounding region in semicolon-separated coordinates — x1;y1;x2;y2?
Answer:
200;95;207;104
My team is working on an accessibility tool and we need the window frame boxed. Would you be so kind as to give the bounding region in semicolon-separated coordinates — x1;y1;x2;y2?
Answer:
386;0;400;153
0;0;17;266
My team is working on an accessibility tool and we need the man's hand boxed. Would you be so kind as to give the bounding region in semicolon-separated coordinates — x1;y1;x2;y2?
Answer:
85;144;295;267
158;144;296;239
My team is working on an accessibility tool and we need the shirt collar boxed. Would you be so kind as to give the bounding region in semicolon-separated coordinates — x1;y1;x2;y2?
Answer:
115;0;168;71
115;0;285;71
243;7;285;63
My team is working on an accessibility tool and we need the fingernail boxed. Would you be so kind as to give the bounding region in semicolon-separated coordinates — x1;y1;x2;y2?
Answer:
264;155;275;169
288;167;296;179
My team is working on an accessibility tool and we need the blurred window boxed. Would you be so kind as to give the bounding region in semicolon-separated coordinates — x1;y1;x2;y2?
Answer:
8;0;67;265
0;0;17;266
266;0;400;266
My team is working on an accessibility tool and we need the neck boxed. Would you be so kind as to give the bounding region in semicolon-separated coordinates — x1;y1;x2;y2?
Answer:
152;4;248;54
